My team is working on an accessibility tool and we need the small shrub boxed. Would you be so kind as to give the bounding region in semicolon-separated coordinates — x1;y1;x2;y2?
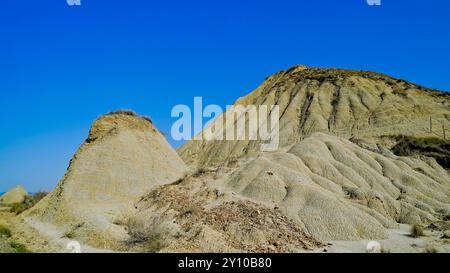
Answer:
0;225;12;238
10;241;31;253
380;246;391;253
181;205;202;217
10;200;32;215
126;214;180;253
64;231;75;239
227;159;239;168
32;191;48;203
108;110;137;116
424;246;438;253
126;218;166;252
411;224;424;238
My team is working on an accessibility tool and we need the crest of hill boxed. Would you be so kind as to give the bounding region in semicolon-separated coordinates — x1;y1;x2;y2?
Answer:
179;65;450;167
88;110;157;142
110;132;450;250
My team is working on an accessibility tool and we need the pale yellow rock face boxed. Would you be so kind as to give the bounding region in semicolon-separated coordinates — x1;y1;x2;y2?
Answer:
0;186;28;206
23;111;189;248
179;65;450;167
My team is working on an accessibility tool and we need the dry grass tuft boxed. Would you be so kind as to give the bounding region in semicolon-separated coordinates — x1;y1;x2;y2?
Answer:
410;224;425;238
107;110;153;124
391;136;450;169
125;214;180;253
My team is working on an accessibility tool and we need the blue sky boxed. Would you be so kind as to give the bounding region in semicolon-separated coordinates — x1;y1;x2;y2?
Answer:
0;0;449;192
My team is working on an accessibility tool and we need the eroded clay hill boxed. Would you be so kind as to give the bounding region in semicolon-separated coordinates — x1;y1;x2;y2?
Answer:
225;133;450;241
179;65;450;167
22;111;189;248
120;132;449;252
170;65;450;246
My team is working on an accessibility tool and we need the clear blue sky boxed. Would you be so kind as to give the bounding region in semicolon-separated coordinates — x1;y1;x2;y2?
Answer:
0;0;449;192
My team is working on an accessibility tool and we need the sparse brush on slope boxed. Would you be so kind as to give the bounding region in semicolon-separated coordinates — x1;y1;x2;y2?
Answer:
10;192;48;215
124;213;180;253
106;110;153;124
9;241;32;253
424;246;438;253
0;186;28;206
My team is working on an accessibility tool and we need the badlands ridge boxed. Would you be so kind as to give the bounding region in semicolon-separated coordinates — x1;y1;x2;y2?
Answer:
1;66;449;253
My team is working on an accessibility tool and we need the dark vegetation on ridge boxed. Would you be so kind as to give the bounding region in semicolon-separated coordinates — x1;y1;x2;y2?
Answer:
391;136;450;169
279;65;449;96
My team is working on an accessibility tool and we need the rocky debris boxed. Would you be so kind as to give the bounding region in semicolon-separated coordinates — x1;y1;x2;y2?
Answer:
390;136;450;169
120;175;323;253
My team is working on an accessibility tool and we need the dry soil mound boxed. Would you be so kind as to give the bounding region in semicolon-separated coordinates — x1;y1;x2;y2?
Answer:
120;173;323;253
23;111;189;248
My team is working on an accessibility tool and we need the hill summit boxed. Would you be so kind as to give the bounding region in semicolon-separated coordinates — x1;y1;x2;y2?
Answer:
12;67;450;253
179;65;450;167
